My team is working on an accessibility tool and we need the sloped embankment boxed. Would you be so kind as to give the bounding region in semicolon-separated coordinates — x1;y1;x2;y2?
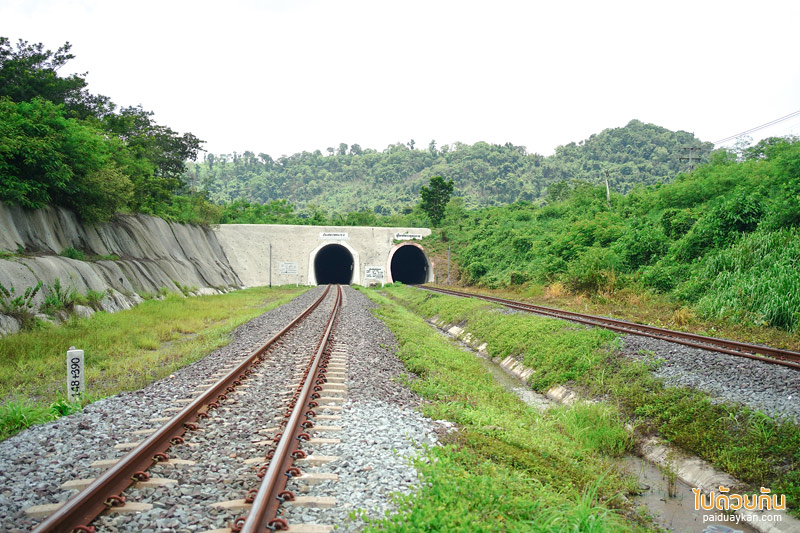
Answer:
0;202;242;334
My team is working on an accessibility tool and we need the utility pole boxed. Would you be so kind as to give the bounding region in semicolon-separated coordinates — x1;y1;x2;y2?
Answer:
679;146;702;172
269;243;272;288
447;243;451;285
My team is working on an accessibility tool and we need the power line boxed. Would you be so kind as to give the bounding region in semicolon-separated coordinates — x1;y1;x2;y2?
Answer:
713;109;800;145
714;109;800;144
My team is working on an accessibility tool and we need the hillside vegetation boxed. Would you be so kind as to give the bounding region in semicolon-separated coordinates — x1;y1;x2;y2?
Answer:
190;120;712;216
0;37;215;224
425;136;800;332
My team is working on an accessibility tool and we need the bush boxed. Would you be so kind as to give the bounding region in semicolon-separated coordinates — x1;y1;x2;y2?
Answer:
467;261;489;282
0;281;41;328
509;271;529;285
564;246;620;293
660;208;696;238
675;191;764;261
85;289;105;311
612;221;668;271
40;278;79;315
0;98;133;222
60;247;86;261
641;262;688;293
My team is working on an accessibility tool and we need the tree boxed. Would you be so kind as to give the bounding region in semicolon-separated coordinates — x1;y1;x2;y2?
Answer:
102;105;203;212
0;35;206;222
0;37;112;119
0;97;132;222
420;175;454;227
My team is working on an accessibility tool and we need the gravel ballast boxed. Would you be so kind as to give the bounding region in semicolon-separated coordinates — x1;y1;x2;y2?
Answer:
620;334;800;423
0;286;438;532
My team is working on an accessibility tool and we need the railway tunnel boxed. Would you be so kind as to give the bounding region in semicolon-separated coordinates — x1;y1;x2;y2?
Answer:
388;243;432;284
314;243;354;284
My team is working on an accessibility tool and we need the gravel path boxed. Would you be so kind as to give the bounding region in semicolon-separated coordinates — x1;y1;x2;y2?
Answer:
620;334;800;423
0;286;438;532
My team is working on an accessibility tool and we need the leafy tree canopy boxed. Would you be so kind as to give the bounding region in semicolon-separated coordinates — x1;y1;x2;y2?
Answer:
0;36;207;223
420;175;454;227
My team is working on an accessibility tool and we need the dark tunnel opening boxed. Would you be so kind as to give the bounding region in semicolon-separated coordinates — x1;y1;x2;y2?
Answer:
390;245;429;284
314;244;354;284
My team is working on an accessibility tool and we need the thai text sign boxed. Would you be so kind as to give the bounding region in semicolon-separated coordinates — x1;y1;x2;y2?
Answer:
394;233;422;240
279;262;298;275
365;266;385;280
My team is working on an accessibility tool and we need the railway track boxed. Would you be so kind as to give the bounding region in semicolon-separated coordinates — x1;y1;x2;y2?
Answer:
29;285;346;533
420;285;800;371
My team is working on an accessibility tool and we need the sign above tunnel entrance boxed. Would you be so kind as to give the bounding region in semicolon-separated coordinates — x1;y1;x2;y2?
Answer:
320;232;349;240
394;233;422;240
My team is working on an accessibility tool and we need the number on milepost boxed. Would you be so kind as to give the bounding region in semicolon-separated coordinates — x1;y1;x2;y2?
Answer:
67;347;85;402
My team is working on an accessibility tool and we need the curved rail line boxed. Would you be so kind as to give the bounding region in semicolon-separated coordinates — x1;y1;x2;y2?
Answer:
34;285;335;533
420;285;800;371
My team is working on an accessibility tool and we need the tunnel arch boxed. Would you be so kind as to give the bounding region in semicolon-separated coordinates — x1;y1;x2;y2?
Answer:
386;243;433;284
308;242;359;285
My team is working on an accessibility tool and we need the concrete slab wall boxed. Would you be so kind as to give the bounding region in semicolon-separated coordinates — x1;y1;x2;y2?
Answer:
215;224;432;286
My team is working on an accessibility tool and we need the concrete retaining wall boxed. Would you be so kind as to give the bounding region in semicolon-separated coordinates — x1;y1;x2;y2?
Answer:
0;202;242;335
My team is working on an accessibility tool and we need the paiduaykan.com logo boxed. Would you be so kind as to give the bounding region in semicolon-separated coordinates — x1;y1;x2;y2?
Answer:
696;486;785;530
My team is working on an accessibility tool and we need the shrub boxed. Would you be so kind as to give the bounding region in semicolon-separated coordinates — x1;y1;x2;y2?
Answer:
172;280;197;297
612;221;668;271
40;278;79;315
660;208;696;238
564;246;620;293
85;289;105;311
60;247;86;261
641;262;689;293
0;281;42;328
467;261;489;282
49;398;82;417
675;191;764;262
509;271;529;285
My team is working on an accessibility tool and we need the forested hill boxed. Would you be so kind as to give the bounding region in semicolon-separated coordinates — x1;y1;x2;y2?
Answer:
189;120;713;214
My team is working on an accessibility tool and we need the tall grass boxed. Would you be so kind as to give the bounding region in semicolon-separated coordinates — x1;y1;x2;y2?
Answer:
694;228;800;331
0;286;306;439
362;288;642;531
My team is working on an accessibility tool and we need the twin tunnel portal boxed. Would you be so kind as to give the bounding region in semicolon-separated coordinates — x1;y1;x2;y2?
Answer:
313;242;430;285
214;225;435;288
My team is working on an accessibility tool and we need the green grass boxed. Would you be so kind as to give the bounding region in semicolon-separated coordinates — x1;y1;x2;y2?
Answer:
384;285;800;517
0;285;307;440
360;287;650;532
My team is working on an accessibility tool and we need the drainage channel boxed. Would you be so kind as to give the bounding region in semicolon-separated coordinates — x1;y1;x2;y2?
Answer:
436;323;759;533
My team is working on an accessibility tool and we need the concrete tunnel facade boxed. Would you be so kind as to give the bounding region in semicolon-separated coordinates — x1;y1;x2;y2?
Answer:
214;224;433;286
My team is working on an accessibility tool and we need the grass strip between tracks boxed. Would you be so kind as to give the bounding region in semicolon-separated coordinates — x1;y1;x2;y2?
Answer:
0;286;308;441
372;284;800;520
362;287;651;532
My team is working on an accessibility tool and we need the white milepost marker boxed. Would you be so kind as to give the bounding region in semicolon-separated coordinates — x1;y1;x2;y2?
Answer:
67;346;85;402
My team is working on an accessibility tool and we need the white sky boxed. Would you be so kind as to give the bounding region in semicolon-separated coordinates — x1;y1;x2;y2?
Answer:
3;0;799;158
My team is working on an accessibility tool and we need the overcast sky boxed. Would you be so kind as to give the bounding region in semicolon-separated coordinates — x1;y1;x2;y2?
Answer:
3;0;799;158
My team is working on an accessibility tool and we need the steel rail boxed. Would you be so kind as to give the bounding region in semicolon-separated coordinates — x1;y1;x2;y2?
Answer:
33;286;332;533
421;285;800;371
236;284;342;533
